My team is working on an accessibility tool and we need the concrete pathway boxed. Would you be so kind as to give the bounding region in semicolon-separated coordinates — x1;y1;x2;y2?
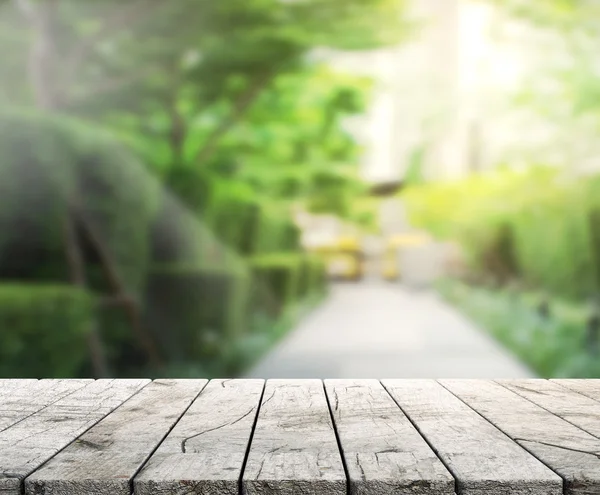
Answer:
246;281;535;378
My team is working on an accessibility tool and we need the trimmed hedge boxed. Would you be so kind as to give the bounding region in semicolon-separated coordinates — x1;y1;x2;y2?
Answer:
249;253;305;315
204;182;301;257
307;255;328;296
0;109;159;295
0;109;325;379
143;264;250;363
253;212;301;255
0;284;94;378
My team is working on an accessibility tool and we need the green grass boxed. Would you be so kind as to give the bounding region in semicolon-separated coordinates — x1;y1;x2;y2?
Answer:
437;279;600;378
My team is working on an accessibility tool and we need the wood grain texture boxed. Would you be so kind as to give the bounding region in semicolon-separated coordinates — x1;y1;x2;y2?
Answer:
0;380;37;391
442;379;600;495
26;379;206;495
552;379;600;402
0;380;91;433
383;380;562;495
500;379;600;439
0;379;148;495
134;379;264;495
242;379;346;495
325;379;454;495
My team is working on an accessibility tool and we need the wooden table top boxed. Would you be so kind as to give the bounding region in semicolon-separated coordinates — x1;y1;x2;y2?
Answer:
0;379;598;495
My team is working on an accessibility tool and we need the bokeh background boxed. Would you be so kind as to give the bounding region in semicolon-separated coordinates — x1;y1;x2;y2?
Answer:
1;0;598;379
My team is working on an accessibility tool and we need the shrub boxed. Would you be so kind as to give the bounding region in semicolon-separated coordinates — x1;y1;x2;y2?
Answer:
254;212;301;254
308;255;328;295
0;109;159;295
204;182;263;256
249;253;303;315
437;279;598;377
0;284;94;378
143;264;249;363
403;166;600;299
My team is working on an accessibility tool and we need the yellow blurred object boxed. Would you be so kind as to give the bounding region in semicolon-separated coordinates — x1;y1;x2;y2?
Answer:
335;236;360;251
388;233;429;248
381;232;430;280
309;235;363;281
381;247;399;281
328;253;362;280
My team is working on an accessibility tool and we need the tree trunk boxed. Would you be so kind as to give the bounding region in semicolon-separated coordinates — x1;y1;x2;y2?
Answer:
63;210;110;378
74;210;164;370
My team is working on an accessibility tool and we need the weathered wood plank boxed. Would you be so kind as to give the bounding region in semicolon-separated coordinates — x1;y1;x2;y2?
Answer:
0;380;37;389
500;379;600;439
0;379;148;495
383;379;561;495
134;379;264;495
442;379;600;495
324;379;454;495
552;379;600;402
242;379;346;495
26;379;206;495
0;380;91;433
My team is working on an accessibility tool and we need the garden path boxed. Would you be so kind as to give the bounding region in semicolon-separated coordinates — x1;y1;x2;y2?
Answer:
246;281;535;378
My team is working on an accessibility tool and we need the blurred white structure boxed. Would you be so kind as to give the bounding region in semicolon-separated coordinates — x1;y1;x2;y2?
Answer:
331;0;599;184
301;0;599;252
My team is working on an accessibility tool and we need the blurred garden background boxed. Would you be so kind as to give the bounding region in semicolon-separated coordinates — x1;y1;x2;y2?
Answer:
1;0;600;379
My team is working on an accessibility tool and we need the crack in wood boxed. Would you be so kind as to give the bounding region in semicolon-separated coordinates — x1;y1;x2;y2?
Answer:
356;453;366;481
181;407;255;453
516;438;600;458
261;389;277;408
255;457;267;480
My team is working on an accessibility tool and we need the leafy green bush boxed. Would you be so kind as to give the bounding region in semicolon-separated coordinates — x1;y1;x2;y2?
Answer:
308;255;328;296
296;256;312;299
0;109;159;294
404;166;600;299
438;279;600;377
143;264;249;363
296;255;327;298
201;181;261;255
249;253;304;314
204;183;301;257
0;284;94;378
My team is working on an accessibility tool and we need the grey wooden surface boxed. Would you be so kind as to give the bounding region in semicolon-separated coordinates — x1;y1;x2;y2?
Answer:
552;378;600;402
26;379;206;495
442;379;600;495
0;380;91;432
242;379;346;495
0;379;597;494
384;379;562;495
324;379;454;495
135;379;262;495
0;379;148;495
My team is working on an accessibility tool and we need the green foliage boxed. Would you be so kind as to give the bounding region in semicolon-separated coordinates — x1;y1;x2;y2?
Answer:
2;0;396;219
249;253;305;314
143;265;249;363
403;166;600;298
0;110;159;294
0;0;410;378
439;279;600;378
143;254;326;377
487;0;600;126
0;284;94;378
253;208;301;255
403;142;428;187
